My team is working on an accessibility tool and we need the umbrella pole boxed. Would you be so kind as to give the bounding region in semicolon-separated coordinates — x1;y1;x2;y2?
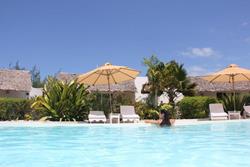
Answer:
107;75;112;114
232;75;236;111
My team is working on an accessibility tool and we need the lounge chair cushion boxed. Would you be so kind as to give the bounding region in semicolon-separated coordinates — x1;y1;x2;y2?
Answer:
88;115;106;119
120;106;137;115
88;111;106;122
122;114;140;118
210;113;228;117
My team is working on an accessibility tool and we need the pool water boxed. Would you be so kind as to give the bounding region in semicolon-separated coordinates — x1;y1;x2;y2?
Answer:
0;121;250;167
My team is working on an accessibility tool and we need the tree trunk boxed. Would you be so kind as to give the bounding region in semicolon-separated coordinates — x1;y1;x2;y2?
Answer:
154;89;158;108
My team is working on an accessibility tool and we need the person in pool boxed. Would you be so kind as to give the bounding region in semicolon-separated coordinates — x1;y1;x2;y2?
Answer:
145;109;175;126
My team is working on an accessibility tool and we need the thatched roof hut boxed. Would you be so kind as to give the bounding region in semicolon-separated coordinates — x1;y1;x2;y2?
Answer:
0;69;32;92
140;76;250;95
190;77;250;93
56;72;136;92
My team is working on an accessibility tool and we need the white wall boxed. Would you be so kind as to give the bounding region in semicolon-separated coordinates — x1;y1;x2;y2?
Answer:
29;87;43;98
134;77;148;101
134;77;184;104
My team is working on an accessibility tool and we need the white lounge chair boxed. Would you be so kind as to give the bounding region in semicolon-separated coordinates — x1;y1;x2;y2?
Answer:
243;106;250;117
120;105;140;123
209;103;228;120
88;111;106;123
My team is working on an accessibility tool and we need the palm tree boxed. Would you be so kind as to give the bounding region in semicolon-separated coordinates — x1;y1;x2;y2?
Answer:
144;56;196;111
143;55;164;108
162;61;196;107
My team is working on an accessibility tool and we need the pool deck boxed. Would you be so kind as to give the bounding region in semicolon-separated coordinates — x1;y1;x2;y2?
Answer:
0;119;250;127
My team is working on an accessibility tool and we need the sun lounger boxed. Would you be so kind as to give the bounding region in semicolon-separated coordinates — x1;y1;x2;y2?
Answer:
120;105;140;123
209;103;228;120
244;106;250;117
88;111;106;123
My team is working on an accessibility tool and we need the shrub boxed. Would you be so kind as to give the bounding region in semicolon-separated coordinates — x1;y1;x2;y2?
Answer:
219;93;245;112
135;101;159;119
0;98;32;120
219;94;250;115
143;109;159;120
160;103;172;111
160;103;176;119
178;96;218;119
24;108;47;120
32;77;94;121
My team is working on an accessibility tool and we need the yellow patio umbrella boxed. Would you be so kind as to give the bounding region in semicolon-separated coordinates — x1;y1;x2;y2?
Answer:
77;63;140;113
202;64;250;111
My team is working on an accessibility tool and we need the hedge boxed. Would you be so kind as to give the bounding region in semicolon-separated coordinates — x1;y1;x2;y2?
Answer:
0;98;32;120
178;96;218;119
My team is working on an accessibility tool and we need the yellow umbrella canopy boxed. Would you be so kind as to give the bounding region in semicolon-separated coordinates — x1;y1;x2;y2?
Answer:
202;64;250;111
77;63;140;113
202;64;250;83
77;63;140;85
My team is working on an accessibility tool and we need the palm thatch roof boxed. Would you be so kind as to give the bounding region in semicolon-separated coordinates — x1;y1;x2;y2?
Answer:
140;76;250;94
190;77;250;92
56;72;136;92
56;72;78;83
0;69;32;91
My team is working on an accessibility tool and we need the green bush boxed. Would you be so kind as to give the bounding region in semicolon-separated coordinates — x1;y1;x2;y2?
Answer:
178;96;218;119
135;101;159;119
219;94;250;115
219;93;245;112
0;98;32;120
160;103;176;119
143;109;159;120
32;77;94;121
24;108;47;120
160;103;172;111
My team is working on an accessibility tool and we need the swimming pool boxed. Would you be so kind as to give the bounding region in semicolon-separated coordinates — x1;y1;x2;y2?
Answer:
0;121;250;167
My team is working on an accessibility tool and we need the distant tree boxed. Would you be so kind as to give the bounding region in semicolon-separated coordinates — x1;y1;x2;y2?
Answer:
31;65;45;88
9;61;25;70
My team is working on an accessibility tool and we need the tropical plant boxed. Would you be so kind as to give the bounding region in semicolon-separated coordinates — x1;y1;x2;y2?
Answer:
161;61;196;107
143;56;196;109
143;55;165;108
32;77;94;121
219;93;249;112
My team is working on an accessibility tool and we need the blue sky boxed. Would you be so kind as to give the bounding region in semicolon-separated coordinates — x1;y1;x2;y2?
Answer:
1;0;250;77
